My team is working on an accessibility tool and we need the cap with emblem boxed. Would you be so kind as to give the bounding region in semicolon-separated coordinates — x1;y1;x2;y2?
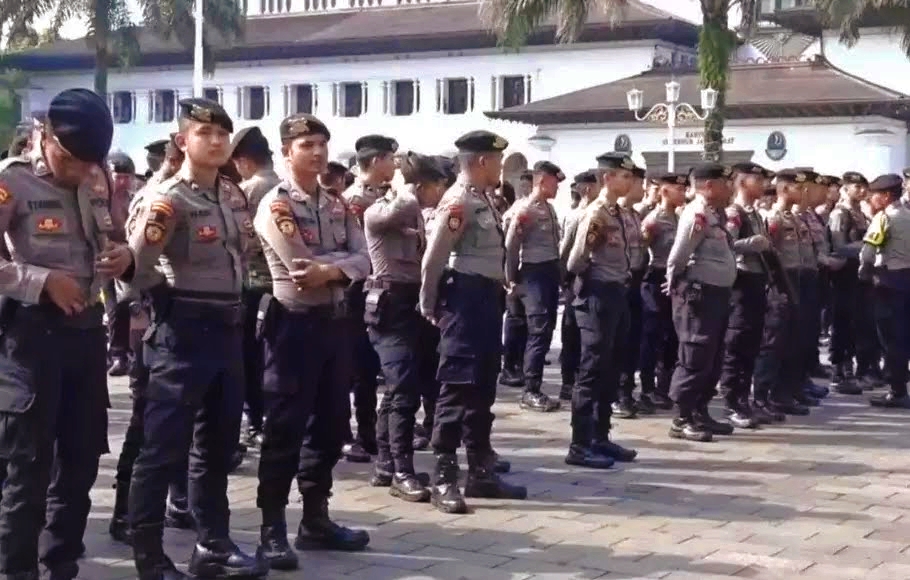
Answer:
354;134;398;158
47;88;113;164
800;170;820;184
178;98;233;133
574;170;598;184
731;162;772;178
595;152;635;171
230;126;271;159
145;138;169;156
824;175;842;187
401;151;446;184
107;151;135;175
842;171;868;186
533;160;565;182
631;166;646;179
689;163;731;180
655;172;689;186
279;113;331;142
454;130;508;153
868;174;903;195
774;169;808;183
325;161;348;177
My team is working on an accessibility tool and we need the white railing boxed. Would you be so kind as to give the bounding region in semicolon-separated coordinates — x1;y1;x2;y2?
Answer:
245;0;459;16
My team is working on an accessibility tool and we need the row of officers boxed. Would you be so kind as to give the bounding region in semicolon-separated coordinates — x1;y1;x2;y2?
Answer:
0;86;907;580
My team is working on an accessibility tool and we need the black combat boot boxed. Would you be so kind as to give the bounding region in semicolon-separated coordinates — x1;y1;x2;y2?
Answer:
132;524;188;580
591;435;638;462
832;363;863;395
295;495;370;551
109;479;132;545
753;398;786;422
47;562;78;580
370;455;394;487
342;441;372;463
390;454;430;503
464;452;528;500
163;501;194;531
768;396;810;416
498;366;525;387
637;393;657;415
564;418;613;469
413;424;430;451
188;538;268;578
870;389;910;409
558;383;573;401
430;453;467;514
519;379;560;412
7;572;39;580
669;417;712;442
491;450;511;474
611;395;638;419
256;508;298;571
693;406;735;436
724;401;757;429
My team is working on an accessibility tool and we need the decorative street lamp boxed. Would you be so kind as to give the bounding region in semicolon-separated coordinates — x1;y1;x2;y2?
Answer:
625;81;718;172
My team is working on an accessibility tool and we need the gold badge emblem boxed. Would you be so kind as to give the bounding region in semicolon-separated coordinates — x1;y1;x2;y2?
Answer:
36;217;62;233
0;185;11;205
276;216;297;237
621;158;634;170
493;136;507;150
289;118;309;135
191;105;212;123
145;222;165;244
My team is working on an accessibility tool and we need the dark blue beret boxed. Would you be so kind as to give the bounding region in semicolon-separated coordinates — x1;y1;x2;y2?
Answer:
145;139;169;156
574;170;598;184
107;151;135;174
279;114;331;141
775;169;809;183
731;162;773;179
178;98;233;133
631;165;646;179
230;126;271;159
655;172;689;186
690;163;731;180
533;160;565;182
454;130;508;153
400;151;446;184
868;174;903;194
355;134;398;157
842;171;867;186
48;88;113;164
595;152;635;171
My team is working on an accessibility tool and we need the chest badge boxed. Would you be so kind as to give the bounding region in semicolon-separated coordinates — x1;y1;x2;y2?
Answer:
196;225;218;242
37;217;62;233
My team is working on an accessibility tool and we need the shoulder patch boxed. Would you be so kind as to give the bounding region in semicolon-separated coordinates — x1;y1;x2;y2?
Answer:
725;207;741;229
445;203;464;231
270;200;292;216
693;212;707;232
0;182;12;205
276;215;297;237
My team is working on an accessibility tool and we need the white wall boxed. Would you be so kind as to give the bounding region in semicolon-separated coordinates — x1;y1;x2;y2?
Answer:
21;41;677;172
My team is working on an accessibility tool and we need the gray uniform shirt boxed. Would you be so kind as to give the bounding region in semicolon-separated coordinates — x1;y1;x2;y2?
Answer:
666;196;736;288
567;198;630;283
641;205;678;270
254;180;369;310
725;203;768;274
240;168;281;288
828;202;868;260
420;182;504;316
559;204;586;276
0;155;114;305
343;180;389;230
766;206;805;271
128;172;254;297
619;206;646;271
861;203;910;270
796;210;820;270
363;189;425;284
503;197;560;286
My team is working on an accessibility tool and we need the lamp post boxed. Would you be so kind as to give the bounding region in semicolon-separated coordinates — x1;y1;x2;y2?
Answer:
193;0;204;98
625;81;717;172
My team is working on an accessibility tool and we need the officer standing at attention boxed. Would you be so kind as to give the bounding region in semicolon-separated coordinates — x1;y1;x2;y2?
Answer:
0;88;126;580
828;172;870;394
252;114;371;571
665;163;737;443
718;162;773;429
106;151;139;377
558;170;599;402
859;174;910;409
564;152;640;468
420;130;527;515
143;138;169;179
638;172;688;412
341;134;398;463
501;161;564;412
230;126;280;449
363;152;448;503
126;98;267;580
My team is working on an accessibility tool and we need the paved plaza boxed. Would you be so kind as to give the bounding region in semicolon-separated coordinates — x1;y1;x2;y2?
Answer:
81;333;910;580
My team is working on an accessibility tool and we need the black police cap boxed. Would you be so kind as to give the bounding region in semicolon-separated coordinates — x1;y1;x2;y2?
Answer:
533;160;565;182
178;98;233;133
689;163;731;180
230;126;271;159
354;134;398;158
595;152;635;171
842;171;868;186
48;88;113;164
801;170;820;184
279;114;331;142
454;130;508;153
655;172;689;186
868;173;903;194
400;151;447;184
823;175;842;187
731;162;772;178
432;155;457;181
325;161;348;177
107;151;135;174
631;166;646;179
774;169;809;184
145;138;169;156
573;170;598;184
519;170;533;181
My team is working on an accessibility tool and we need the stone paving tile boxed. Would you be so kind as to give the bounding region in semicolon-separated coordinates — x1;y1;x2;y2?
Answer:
77;325;910;579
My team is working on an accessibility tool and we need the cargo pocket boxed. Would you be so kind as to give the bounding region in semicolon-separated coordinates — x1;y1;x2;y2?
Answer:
0;385;37;460
679;334;711;371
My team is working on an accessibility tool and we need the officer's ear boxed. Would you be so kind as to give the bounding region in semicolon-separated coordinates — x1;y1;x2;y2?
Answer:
173;132;188;154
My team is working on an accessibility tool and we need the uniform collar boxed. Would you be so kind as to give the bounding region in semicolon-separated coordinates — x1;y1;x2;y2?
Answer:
29;146;51;177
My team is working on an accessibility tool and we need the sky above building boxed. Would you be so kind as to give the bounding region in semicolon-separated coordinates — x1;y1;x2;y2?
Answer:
50;0;705;39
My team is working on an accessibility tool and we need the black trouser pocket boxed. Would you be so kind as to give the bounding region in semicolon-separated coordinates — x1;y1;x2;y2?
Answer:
0;385;37;460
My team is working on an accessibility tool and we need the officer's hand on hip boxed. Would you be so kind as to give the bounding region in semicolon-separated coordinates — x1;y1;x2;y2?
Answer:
752;235;771;252
660;279;672;296
46;271;87;316
290;258;342;289
95;241;133;278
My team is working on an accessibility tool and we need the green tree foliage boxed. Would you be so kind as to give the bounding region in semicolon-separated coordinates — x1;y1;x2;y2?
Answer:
811;0;910;57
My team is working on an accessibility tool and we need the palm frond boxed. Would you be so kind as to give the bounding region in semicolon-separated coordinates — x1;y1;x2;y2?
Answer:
812;0;910;57
479;0;626;48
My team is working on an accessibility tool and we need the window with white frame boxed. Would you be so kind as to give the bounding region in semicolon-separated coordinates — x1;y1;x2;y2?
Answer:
438;78;473;115
288;84;315;115
385;80;417;116
335;82;366;117
239;86;269;120
110;91;134;124
203;87;222;103
499;75;531;109
149;89;177;123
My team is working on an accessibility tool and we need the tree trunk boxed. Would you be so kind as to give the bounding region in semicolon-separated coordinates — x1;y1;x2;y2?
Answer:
93;3;110;98
698;0;735;162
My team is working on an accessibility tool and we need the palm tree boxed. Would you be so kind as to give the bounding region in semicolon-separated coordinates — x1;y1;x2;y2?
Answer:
0;0;244;98
481;0;758;162
810;0;910;57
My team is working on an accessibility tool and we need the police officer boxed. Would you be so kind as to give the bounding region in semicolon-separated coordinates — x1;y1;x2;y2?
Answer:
420;130;527;514
106;151;138;376
145;134;183;188
364;152;448;502
718;162;774;428
564;152;640;468
126;98;267;580
753;169;810;418
639;172;687;412
615;164;649;416
501;161;563;412
516;170;533;199
144;138;169;178
253;114;371;570
558;170;599;402
859;174;910;409
0;89;125;580
666;163;736;443
828;171;870;394
341;134;398;463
